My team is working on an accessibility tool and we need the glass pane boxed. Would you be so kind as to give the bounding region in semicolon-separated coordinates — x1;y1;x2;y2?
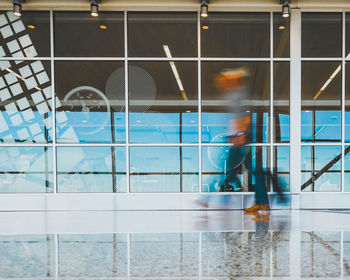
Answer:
0;11;50;57
346;13;350;58
301;146;341;192
202;146;270;192
57;147;122;192
55;61;125;143
129;61;197;143
0;235;54;278
345;62;350;141
0;60;52;143
201;62;269;143
201;13;269;57
344;146;350;191
274;146;290;192
302;13;342;57
301;62;341;142
301;232;341;278
128;12;197;57
59;234;127;278
131;233;198;277
54;12;124;57
274;62;290;142
273;13;290;58
130;146;198;192
0;146;53;193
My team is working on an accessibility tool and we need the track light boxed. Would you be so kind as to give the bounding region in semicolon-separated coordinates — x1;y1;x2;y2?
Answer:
280;0;291;18
13;0;25;17
90;0;101;17
200;0;209;18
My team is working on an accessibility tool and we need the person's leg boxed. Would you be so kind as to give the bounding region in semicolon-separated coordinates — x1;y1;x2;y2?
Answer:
244;149;269;213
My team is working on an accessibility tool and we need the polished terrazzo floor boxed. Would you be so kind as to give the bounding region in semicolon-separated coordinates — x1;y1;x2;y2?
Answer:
1;210;350;279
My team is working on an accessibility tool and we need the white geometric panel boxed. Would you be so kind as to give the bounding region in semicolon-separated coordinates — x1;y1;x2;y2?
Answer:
7;39;20;53
43;115;52;129
43;86;51;99
0;77;5;89
55;96;62;108
0;88;11;101
0;112;9;133
31;91;44;104
36;72;49;84
17;128;30;140
36;102;49;115
24;76;37;90
19;65;32;78
7;12;19;23
12;50;24;58
0;46;5;57
31;61;44;73
56;111;68;124
5;102;18;114
0;61;11;71
4;72;17;85
21;108;35;121
19;34;31;48
0;25;13;39
29;122;41;135
12;20;25;33
34;134;46;143
2;133;14;143
0;14;7;27
10;113;23;125
24;46;37;57
10;83;23;96
17;97;30;110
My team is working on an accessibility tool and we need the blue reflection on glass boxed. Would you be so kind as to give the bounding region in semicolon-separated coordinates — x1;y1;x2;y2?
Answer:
113;112;126;143
301;146;341;191
0;147;53;192
56;112;112;143
301;110;341;141
57;147;113;192
278;114;290;142
315;111;341;141
0;111;52;143
202;113;231;143
301;111;313;140
130;146;198;192
130;112;198;143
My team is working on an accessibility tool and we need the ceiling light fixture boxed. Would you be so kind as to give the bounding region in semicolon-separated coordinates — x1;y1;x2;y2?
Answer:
200;0;209;18
163;45;188;101
90;0;101;17
28;25;35;29
280;0;291;18
13;0;25;17
202;25;209;30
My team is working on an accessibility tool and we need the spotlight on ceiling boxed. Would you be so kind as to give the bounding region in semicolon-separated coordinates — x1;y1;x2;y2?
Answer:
13;0;25;17
280;0;291;18
90;0;101;17
200;0;209;18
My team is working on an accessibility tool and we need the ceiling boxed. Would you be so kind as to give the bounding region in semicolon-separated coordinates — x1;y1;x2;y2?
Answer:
0;0;350;10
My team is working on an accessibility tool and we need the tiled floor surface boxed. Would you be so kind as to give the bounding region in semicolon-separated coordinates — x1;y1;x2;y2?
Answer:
1;210;350;279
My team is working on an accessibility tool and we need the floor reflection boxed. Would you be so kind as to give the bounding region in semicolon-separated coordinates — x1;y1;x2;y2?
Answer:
1;211;350;279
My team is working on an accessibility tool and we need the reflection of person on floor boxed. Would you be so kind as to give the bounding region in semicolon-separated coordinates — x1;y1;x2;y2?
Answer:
197;67;286;212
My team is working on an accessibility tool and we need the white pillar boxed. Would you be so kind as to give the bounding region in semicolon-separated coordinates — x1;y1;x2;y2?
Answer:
290;8;302;209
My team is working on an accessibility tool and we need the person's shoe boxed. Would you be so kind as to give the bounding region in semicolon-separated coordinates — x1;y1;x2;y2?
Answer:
251;215;270;222
244;204;270;214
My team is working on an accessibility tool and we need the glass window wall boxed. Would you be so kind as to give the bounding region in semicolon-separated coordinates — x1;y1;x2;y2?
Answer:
0;10;292;195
